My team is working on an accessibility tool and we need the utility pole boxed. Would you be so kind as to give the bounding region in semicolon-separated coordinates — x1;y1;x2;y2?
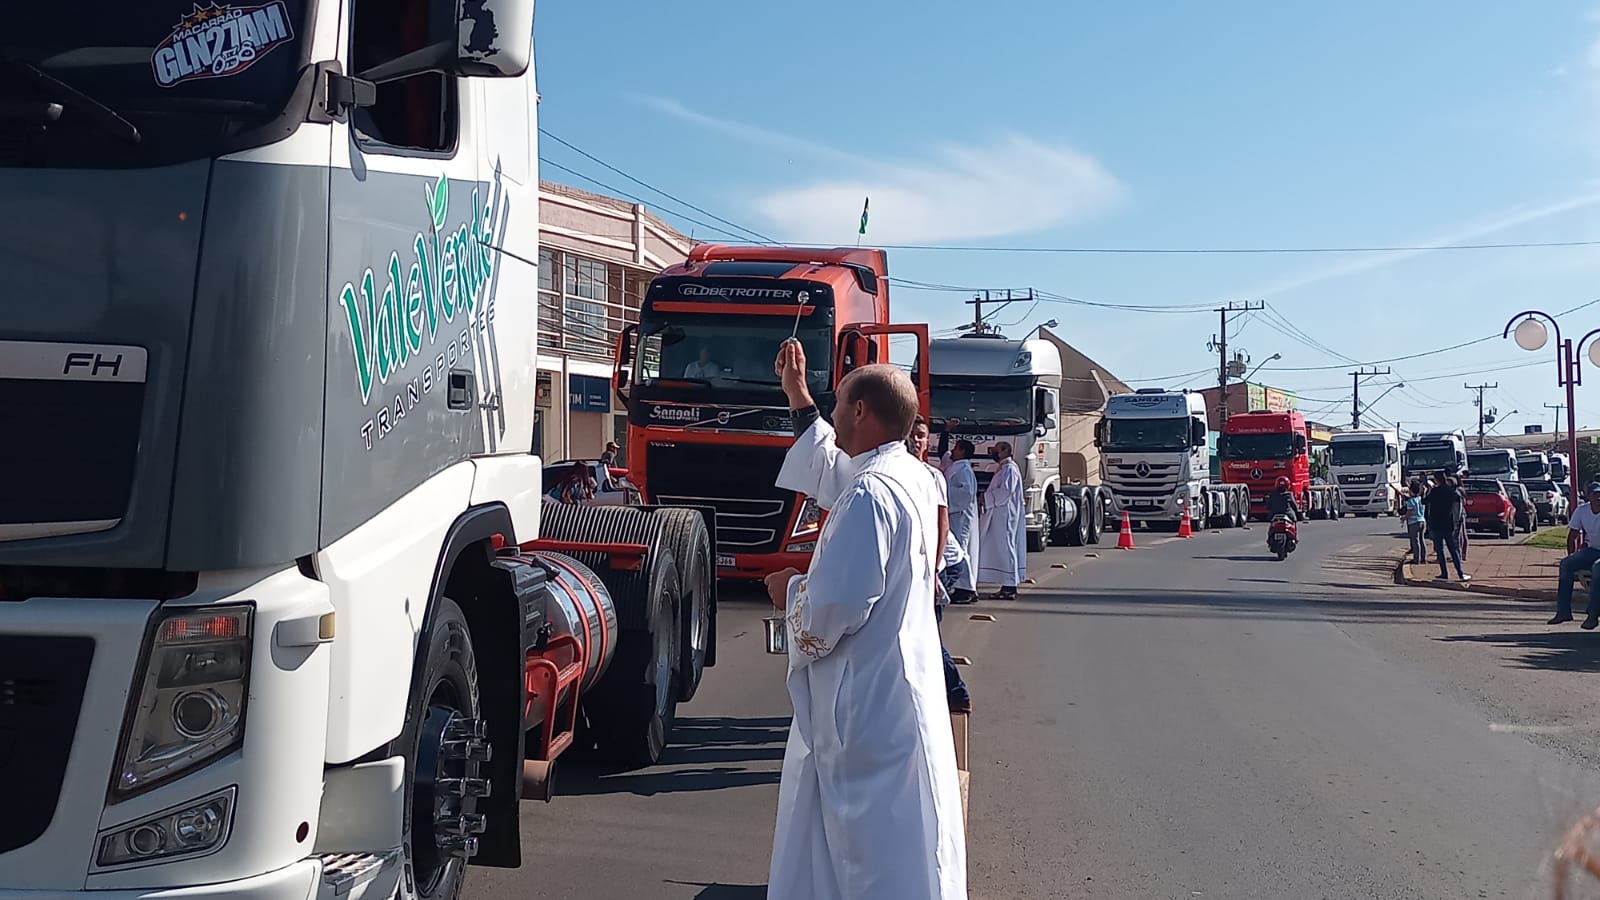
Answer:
1349;366;1392;429
1208;300;1264;429
964;289;1028;336
1467;382;1498;448
1545;402;1566;448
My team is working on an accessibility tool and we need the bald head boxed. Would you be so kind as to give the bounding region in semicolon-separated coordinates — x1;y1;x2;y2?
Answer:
834;364;920;455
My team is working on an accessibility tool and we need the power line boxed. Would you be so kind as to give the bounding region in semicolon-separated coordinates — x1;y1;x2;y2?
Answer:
537;157;756;244
784;239;1600;255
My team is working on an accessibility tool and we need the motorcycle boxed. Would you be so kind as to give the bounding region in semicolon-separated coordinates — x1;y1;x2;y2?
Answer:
1267;514;1298;561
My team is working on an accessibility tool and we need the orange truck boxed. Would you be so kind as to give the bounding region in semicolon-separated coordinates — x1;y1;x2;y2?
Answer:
612;245;928;581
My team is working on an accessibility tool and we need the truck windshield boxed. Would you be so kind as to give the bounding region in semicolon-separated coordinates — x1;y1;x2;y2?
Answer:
1222;433;1293;460
1331;442;1386;466
1467;454;1512;476
1104;417;1191;452
1517;459;1546;480
0;2;308;166
930;378;1033;433
634;310;833;398
1405;446;1456;470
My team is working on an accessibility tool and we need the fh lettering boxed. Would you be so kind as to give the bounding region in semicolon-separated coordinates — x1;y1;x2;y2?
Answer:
62;352;124;378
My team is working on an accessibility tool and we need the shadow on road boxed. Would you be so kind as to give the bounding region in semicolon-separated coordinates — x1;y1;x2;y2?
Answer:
667;881;768;899
1196;555;1280;563
1436;631;1600;672
1006;585;1543;626
557;715;788;798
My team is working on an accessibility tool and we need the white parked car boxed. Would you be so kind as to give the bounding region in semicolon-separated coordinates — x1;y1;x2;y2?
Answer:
1524;479;1570;525
543;459;639;506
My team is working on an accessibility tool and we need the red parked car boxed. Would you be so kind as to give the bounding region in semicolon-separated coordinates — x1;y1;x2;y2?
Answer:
1462;479;1516;539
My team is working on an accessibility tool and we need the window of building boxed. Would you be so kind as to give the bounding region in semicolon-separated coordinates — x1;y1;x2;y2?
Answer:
565;257;609;302
538;249;555;292
348;0;459;153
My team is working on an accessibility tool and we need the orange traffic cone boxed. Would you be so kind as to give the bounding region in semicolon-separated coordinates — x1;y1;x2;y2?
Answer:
1116;510;1136;550
1177;505;1193;538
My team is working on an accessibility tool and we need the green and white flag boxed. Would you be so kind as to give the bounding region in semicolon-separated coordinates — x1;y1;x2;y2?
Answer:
858;197;869;236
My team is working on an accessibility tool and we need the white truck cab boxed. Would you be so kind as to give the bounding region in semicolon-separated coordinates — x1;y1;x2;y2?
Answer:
928;334;1067;552
1467;448;1519;482
1403;431;1467;482
1096;389;1248;529
1328;429;1401;515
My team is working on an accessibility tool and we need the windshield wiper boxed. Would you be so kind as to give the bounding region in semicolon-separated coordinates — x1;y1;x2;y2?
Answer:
0;56;139;144
717;376;783;386
654;377;713;387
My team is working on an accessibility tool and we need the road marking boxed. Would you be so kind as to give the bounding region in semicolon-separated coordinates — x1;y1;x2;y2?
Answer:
1489;723;1577;734
951;656;973;666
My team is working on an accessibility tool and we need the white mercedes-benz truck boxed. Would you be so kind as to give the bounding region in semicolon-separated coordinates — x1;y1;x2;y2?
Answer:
1328;429;1402;516
0;6;715;900
1095;389;1250;531
929;333;1106;550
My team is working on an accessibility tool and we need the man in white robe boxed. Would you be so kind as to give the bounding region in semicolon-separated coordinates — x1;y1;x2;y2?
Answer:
976;441;1026;599
764;341;967;900
942;439;981;604
909;417;973;713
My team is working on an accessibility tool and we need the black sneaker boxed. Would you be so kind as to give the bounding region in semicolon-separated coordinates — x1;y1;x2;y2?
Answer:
1549;613;1574;625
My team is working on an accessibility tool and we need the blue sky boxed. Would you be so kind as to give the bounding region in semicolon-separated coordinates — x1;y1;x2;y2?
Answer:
534;2;1600;437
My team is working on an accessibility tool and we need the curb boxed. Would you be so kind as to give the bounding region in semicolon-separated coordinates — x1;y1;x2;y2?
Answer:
1392;555;1556;604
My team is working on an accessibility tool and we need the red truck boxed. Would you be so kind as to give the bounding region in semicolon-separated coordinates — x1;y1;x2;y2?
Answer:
1218;410;1341;520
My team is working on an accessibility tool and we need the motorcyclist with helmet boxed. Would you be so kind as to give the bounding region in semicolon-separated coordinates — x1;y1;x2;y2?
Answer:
1265;476;1302;522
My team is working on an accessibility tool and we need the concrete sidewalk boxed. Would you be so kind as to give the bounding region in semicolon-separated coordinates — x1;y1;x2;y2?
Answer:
1397;537;1561;603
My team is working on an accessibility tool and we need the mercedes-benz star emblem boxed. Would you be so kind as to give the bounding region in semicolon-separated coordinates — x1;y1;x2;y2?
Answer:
1250;468;1263;480
1135;462;1151;478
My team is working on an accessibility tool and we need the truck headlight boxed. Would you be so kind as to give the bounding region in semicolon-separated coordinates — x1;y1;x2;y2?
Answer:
790;498;822;537
114;606;253;798
96;788;235;869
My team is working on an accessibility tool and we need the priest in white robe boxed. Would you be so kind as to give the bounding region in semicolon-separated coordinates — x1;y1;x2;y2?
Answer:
942;439;981;602
764;341;967;900
977;441;1026;599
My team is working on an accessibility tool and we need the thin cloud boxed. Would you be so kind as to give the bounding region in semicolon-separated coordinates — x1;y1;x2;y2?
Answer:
1230;189;1600;300
633;95;1125;245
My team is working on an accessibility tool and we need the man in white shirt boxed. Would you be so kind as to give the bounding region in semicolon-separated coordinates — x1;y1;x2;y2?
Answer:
1552;480;1600;628
683;346;721;380
977;441;1026;599
909;417;973;714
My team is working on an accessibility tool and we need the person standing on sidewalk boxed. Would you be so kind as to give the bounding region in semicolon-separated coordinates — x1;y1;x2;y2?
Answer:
1424;469;1469;582
908;418;973;713
1550;481;1600;629
1403;481;1427;566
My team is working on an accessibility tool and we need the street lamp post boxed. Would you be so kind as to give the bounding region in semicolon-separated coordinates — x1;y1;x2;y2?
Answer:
1502;312;1600;504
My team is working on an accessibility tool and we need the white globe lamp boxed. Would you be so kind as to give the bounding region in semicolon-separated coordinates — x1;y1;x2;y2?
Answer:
1513;317;1548;352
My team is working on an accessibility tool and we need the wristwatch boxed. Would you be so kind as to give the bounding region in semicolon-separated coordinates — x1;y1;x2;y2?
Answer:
791;404;820;437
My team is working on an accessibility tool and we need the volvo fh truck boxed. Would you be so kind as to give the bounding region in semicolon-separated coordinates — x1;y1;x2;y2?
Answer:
0;7;715;900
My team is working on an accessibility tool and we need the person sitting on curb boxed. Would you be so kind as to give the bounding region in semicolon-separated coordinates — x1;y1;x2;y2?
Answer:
1550;480;1600;629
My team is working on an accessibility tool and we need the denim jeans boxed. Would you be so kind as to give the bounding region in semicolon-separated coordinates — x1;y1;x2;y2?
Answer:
933;603;970;707
1407;521;1427;564
1556;546;1600;618
1432;528;1465;579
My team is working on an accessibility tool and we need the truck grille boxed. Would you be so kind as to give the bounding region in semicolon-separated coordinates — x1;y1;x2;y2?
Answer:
0;635;94;853
646;442;793;554
1337;472;1377;485
0;378;144;539
1103;461;1182;497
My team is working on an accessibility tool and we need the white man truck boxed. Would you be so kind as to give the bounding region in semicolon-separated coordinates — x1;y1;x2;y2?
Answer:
1403;431;1468;481
1467;448;1519;483
0;7;716;900
1517;450;1552;482
1095;389;1251;530
929;333;1106;551
1328;429;1402;516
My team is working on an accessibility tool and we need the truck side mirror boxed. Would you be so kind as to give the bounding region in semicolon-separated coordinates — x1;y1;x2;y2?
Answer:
1190;418;1207;447
1093;419;1105;448
1039;390;1057;416
1293;433;1307;452
613;324;637;404
358;0;536;84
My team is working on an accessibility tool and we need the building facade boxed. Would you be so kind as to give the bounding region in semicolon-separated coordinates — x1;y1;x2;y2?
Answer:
1038;327;1131;483
535;181;692;461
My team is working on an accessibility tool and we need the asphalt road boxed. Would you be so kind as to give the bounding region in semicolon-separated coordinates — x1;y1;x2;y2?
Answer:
467;517;1600;900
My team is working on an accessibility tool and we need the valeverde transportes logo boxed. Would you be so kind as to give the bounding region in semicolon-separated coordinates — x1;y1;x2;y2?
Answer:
338;174;496;405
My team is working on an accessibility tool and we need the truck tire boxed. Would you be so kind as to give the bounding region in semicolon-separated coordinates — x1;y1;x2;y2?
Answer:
656;508;713;702
584;547;681;768
400;597;482;900
1026;528;1046;552
1085;493;1104;544
1235;492;1249;528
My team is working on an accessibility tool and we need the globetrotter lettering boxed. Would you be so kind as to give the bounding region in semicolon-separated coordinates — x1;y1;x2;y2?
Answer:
152;2;294;87
678;285;795;300
336;174;501;450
